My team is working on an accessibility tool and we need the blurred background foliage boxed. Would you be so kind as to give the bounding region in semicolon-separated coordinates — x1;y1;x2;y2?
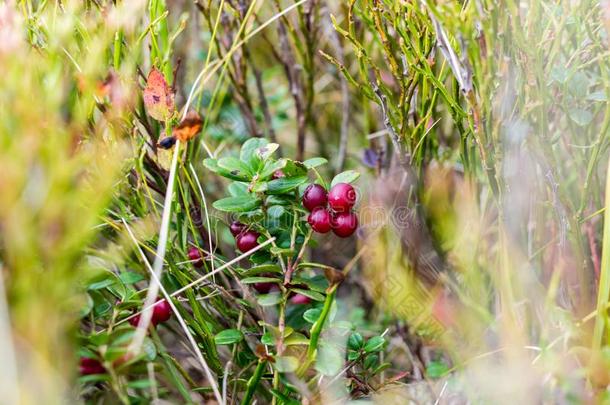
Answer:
2;0;610;403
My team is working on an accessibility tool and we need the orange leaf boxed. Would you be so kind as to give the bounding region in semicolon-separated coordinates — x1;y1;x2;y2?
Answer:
143;68;175;121
173;110;203;142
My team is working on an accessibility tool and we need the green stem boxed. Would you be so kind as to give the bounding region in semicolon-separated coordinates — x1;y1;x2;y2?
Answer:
241;359;266;405
298;287;337;376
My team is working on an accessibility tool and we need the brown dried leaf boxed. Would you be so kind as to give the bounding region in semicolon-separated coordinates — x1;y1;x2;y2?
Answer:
143;68;175;121
323;267;345;286
173;110;203;142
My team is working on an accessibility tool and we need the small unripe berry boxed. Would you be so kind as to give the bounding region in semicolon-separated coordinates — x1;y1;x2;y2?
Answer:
229;221;246;237
307;207;332;233
188;247;204;268
302;184;328;212
328;183;356;212
152;300;172;325
236;230;260;252
290;294;311;305
79;357;106;375
331;212;358;238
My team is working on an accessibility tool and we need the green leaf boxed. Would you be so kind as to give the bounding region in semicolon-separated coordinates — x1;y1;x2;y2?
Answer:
315;344;343;376
142;337;157;360
331;170;360;187
269;389;301;405
127;379;153;389
256;143;279;160
363;336;386;353
118;271;144;284
241;277;281;284
569;108;593;126
213;195;261;213
303;157;328;169
347;349;360;361
260;158;288;178
426;360;450;378
270;246;294;256
218;157;253;179
373;362;392;375
290;288;325;302
282;160;308;177
240;138;268;168
228;182;249;196
587;91;607;102
267;205;285;219
274;356;299;372
87;276;116;290
550;65;568;84
291;276;329;293
215;329;244;345
203;158;250;181
348;332;364;350
239;264;282;277
363;354;379;369
257;292;282;306
266;176;308;194
261;331;275;345
285;332;309;346
303;308;322;323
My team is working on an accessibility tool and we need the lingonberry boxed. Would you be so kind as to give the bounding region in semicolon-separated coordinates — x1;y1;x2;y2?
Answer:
236;230;260;252
254;282;274;294
290;293;311;305
328;183;356;212
229;220;246;237
128;313;141;327
79;357;106;375
307;207;332;233
188;246;204;268
271;170;285;179
331;212;358;238
302;184;328;212
152;300;172;325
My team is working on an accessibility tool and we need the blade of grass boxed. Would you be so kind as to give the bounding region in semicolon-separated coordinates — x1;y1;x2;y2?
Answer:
122;218;224;404
128;140;180;356
592;157;610;351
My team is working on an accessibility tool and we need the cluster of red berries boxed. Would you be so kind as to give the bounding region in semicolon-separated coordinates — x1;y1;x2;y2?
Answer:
230;221;260;253
128;299;172;328
303;182;358;237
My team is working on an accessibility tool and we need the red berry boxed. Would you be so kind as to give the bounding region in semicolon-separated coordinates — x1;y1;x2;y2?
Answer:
152;300;172;325
79;357;105;375
272;170;285;179
229;221;246;237
254;282;274;293
290;294;311;305
331;212;358;238
188;247;204;268
328;183;356;212
302;184;328;212
307;207;332;233
236;230;260;253
128;313;141;327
